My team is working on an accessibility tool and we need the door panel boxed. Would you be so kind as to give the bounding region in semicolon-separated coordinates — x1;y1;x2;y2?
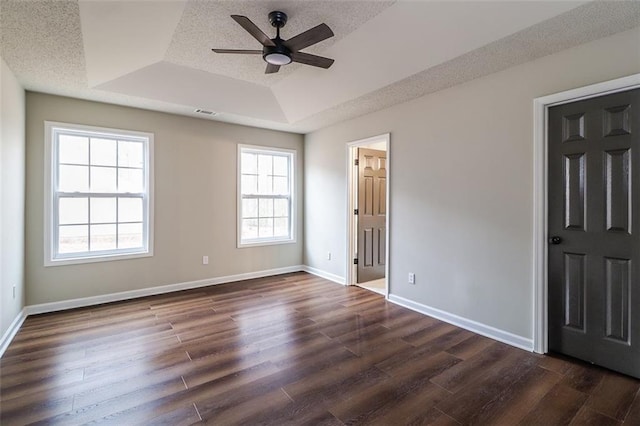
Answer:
604;257;630;343
605;149;631;233
548;88;639;378
564;153;586;230
563;252;586;331
357;148;386;283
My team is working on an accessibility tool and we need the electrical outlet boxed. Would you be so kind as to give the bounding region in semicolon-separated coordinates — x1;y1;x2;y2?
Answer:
202;256;209;265
327;252;331;260
408;273;415;284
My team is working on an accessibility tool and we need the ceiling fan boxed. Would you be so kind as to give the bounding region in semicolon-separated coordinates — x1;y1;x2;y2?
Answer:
212;11;335;74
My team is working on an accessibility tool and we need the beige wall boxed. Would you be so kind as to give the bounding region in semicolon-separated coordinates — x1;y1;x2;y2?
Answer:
1;57;26;337
25;93;304;305
304;27;640;340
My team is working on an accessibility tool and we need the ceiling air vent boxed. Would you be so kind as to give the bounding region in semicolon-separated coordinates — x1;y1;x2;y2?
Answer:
194;108;217;116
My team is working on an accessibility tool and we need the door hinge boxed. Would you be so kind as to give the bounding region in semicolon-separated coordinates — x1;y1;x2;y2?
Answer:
353;258;358;265
354;158;359;166
354;209;358;215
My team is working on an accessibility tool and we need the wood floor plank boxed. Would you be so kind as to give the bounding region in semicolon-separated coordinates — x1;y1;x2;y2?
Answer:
478;366;562;425
43;377;188;425
538;353;576;375
365;385;452;426
429;341;517;393
402;321;460;347
569;406;620;426
624;389;640;424
135;404;202;426
0;395;74;425
329;350;460;423
93;361;281;425
584;371;640;421
201;388;291;424
181;333;331;388
445;333;496;360
560;362;607;394
241;397;344;426
436;350;539;423
1;272;638;425
375;327;486;376
519;384;589;425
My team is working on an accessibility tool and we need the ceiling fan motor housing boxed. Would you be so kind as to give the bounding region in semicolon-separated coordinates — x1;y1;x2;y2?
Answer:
268;11;288;28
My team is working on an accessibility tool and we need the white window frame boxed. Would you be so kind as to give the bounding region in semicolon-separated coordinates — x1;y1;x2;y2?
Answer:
237;144;296;247
44;121;154;266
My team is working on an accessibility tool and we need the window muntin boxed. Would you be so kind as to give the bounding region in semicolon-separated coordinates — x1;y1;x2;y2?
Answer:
238;145;295;246
45;122;153;265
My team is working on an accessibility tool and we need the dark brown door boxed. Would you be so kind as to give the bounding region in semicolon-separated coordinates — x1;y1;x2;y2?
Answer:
357;148;386;283
548;88;639;378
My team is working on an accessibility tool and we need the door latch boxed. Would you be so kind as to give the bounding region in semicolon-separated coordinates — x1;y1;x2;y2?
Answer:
548;236;562;245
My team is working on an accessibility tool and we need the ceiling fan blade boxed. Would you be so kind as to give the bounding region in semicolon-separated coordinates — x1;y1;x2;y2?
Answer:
212;49;262;54
283;23;334;52
265;63;281;74
290;52;334;69
231;15;276;47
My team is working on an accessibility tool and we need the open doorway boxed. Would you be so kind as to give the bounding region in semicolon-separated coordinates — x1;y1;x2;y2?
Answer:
347;134;390;297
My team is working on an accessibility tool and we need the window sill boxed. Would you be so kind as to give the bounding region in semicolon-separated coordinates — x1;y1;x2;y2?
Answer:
238;238;296;248
45;250;153;267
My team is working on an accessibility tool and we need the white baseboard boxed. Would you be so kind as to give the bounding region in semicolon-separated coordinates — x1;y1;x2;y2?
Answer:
26;265;305;316
0;309;27;358
388;294;534;352
302;265;346;285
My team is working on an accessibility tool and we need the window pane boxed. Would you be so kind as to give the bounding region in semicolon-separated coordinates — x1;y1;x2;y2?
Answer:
242;219;258;239
118;141;144;168
274;218;289;237
241;152;257;175
59;165;89;192
273;176;288;195
118;223;143;249
59;198;88;225
258;174;272;195
118;168;143;193
258;198;273;217
90;138;117;166
90;224;116;251
274;199;289;217
273;155;288;176
58;134;88;165
90;167;117;192
242;198;258;218
241;175;257;194
118;198;143;222
258;154;272;175
90;197;116;223
58;225;88;253
258;218;273;238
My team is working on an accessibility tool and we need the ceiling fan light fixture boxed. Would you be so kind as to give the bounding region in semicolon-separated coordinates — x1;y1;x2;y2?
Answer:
264;52;291;65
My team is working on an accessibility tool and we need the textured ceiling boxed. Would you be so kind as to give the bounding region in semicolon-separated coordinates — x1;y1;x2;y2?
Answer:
166;1;393;86
1;1;639;133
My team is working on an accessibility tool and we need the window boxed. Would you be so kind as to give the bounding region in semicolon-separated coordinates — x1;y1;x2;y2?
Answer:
44;122;153;265
238;145;295;246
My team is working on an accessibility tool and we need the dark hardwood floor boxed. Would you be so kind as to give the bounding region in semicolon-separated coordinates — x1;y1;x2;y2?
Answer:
1;272;638;425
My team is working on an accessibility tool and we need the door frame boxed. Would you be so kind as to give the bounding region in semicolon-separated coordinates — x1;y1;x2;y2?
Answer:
346;133;391;298
532;73;640;354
